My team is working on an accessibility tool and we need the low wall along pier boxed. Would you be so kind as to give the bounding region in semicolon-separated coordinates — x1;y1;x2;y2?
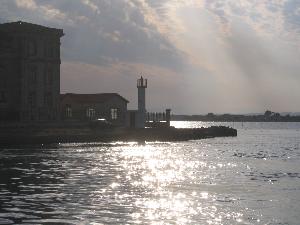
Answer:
0;124;237;145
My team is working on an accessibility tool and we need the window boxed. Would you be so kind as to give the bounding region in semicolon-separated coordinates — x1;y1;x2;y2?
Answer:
65;105;72;118
28;91;36;107
0;66;7;88
0;78;6;88
44;92;52;107
111;108;118;120
0;91;6;103
45;67;53;86
28;40;37;56
28;66;37;86
86;108;96;119
46;42;54;57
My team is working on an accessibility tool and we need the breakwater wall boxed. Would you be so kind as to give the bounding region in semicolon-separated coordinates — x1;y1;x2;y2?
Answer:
0;125;237;145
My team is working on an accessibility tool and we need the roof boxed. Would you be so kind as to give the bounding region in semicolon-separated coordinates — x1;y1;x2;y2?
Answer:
0;21;64;37
61;93;129;103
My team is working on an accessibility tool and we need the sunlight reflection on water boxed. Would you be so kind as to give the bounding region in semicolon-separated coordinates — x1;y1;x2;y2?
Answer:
1;122;300;224
114;141;246;224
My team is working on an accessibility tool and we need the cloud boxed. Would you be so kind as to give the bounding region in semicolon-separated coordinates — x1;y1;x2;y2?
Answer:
148;0;300;113
1;0;300;113
81;0;100;14
203;0;300;44
15;0;37;10
0;0;186;71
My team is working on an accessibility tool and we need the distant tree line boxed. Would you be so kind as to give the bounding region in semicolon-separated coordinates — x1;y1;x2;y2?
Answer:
172;110;300;122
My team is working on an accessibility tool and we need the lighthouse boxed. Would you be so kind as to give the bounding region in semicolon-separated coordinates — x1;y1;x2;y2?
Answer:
136;76;147;128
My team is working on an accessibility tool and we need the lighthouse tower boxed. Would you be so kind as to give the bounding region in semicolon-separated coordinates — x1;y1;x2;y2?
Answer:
136;76;147;128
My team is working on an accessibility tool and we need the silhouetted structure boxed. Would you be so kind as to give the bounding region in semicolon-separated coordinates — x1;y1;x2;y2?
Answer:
0;125;237;144
60;93;129;126
145;109;171;128
137;76;147;128
0;21;63;122
127;76;148;128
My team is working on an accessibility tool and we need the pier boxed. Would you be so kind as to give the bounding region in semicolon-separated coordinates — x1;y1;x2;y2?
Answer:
0;124;237;145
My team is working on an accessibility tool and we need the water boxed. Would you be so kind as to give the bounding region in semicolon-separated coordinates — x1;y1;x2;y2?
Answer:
0;122;300;224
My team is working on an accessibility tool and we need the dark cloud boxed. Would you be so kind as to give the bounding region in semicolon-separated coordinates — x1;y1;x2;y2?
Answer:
0;0;185;71
1;0;300;113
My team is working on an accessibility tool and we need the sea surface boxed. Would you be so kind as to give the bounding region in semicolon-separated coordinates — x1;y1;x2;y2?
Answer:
0;122;300;225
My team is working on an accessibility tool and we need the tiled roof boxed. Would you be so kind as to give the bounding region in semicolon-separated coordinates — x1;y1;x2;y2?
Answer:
0;21;64;36
61;93;129;103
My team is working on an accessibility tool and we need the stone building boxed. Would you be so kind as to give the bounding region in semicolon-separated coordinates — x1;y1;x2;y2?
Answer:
0;21;63;122
60;93;129;127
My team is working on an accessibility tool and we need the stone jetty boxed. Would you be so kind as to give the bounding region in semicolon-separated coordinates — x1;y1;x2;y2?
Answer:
0;124;237;145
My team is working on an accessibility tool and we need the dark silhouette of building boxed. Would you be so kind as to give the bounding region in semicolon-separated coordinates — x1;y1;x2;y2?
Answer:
127;76;148;128
136;76;147;128
60;93;129;126
0;21;63;122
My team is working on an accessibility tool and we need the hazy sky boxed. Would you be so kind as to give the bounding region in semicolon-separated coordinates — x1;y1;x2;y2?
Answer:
1;0;300;114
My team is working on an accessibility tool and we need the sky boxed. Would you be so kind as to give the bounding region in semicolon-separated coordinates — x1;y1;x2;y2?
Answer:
1;0;300;114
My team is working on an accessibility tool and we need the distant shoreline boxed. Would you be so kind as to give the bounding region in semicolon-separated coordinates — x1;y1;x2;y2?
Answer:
171;114;300;122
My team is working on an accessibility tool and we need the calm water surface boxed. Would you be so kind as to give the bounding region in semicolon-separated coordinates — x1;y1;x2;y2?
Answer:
0;122;300;224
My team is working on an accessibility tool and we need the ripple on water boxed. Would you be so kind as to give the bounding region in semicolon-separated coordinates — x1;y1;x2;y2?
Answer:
1;122;300;224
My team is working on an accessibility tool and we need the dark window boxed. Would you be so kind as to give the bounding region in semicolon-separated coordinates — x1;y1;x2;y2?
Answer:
0;66;7;88
55;43;60;57
46;42;54;57
44;67;53;86
65;105;72;118
28;40;37;56
0;78;6;88
111;108;118;120
28;66;37;86
44;92;52;107
28;91;36;107
0;34;13;52
0;91;6;103
38;108;44;120
86;108;96;119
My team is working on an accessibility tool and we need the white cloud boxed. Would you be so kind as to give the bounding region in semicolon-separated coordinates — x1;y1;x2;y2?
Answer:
202;0;299;42
15;0;37;10
40;4;67;21
81;0;100;14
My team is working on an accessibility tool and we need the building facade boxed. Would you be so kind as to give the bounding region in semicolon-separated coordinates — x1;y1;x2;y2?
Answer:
60;93;129;127
0;21;63;122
